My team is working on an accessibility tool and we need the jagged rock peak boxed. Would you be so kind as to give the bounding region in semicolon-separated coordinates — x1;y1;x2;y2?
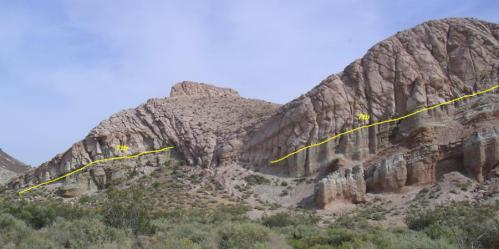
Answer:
170;81;240;98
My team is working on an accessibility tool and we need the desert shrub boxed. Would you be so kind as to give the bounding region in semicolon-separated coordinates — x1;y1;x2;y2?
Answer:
244;175;270;185
0;213;32;245
218;222;273;249
156;203;249;225
262;212;320;228
360;229;453;249
150;217;173;233
0;200;93;229
262;212;296;227
17;235;60;249
286;223;454;249
166;223;217;248
277;224;325;240
1;201;56;229
307;245;334;249
334;212;369;229
201;203;249;223
406;202;499;249
153;239;202;249
78;195;94;204
102;187;152;234
46;217;132;249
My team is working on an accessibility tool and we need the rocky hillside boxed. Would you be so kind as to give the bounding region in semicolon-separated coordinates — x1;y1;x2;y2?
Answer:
241;17;499;207
0;149;29;184
8;81;279;193
6;18;499;212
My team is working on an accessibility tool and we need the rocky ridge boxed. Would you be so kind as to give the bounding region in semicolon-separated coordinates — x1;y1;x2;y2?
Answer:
238;18;499;206
0;149;29;185
6;18;499;210
8;83;279;193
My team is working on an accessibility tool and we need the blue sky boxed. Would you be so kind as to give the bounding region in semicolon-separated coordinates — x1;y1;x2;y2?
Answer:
1;0;498;166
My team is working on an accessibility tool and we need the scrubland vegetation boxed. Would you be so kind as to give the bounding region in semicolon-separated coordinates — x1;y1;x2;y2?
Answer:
0;187;497;249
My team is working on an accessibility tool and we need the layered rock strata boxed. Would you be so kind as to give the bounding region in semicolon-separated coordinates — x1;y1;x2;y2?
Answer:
9;82;279;190
242;18;499;178
6;18;499;209
316;165;366;208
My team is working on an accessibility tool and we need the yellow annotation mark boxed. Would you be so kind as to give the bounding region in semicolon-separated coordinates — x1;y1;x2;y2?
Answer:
115;144;129;152
356;113;370;121
270;84;499;164
18;146;175;196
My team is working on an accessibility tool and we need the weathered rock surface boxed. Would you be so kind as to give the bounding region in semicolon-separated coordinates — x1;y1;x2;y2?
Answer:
239;18;499;206
316;165;366;208
463;126;499;182
8;82;279;191
170;81;240;98
6;18;499;209
243;18;499;177
0;149;29;185
366;154;407;193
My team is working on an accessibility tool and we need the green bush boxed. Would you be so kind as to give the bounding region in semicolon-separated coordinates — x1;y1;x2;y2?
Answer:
244;175;271;185
262;212;319;228
0;200;94;229
406;202;499;248
17;235;60;249
102;187;152;234
1;201;56;229
153;239;202;249
262;212;295;227
2;186;494;249
46;217;132;249
286;222;454;249
165;223;217;248
0;213;32;245
219;222;272;249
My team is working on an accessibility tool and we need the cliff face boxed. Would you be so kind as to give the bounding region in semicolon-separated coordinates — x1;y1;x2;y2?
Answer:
7;18;499;209
239;18;499;206
0;149;29;184
243;18;498;176
9;82;279;190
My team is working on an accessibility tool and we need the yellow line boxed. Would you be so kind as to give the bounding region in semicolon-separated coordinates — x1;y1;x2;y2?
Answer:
270;84;499;164
19;146;175;196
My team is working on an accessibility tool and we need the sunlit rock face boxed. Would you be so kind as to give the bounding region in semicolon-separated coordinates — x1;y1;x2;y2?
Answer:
240;18;499;207
9;82;279;192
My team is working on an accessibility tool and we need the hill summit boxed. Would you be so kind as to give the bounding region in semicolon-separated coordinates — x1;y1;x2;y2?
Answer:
7;18;499;216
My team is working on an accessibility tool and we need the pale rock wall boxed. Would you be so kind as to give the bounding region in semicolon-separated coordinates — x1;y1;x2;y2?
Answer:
316;165;366;208
243;18;499;178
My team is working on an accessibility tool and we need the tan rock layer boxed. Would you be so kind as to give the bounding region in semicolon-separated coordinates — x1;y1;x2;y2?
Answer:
7;18;499;209
242;18;499;177
9;83;279;189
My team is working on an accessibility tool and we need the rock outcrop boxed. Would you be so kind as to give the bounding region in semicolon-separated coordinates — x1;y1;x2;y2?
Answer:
243;18;499;178
463;126;499;182
170;81;240;98
6;18;499;209
366;154;407;193
0;149;29;185
238;18;499;206
8;82;279;191
316;165;366;208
